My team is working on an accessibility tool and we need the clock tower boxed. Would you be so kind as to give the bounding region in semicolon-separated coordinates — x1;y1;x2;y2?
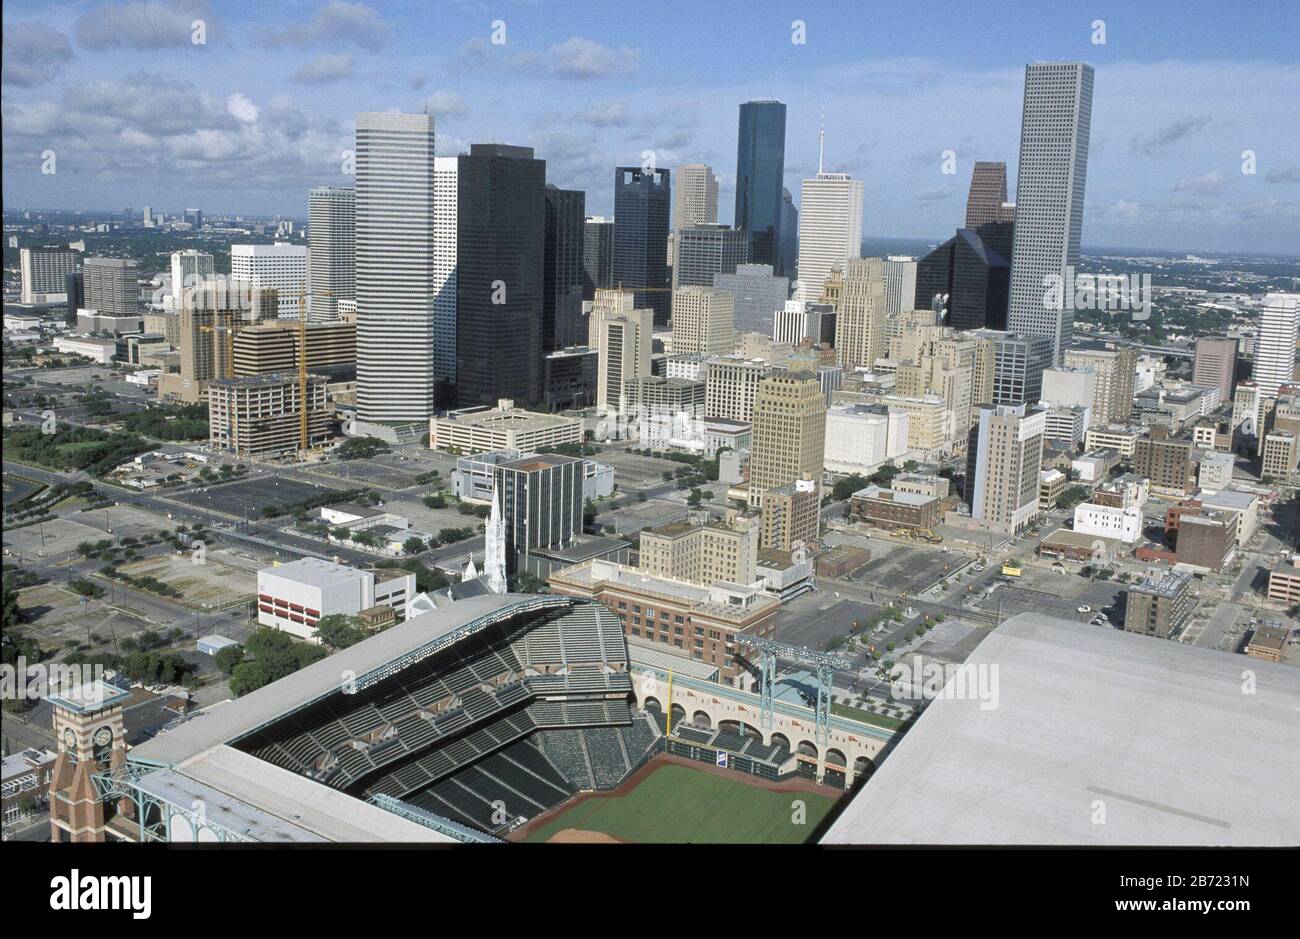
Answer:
46;679;131;843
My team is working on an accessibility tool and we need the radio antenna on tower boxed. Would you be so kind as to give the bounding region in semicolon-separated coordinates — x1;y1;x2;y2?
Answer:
818;108;825;174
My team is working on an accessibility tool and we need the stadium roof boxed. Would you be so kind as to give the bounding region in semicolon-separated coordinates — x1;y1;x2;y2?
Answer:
130;594;574;767
822;614;1300;846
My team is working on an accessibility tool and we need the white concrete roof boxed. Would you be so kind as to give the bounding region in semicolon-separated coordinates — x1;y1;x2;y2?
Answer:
822;614;1300;846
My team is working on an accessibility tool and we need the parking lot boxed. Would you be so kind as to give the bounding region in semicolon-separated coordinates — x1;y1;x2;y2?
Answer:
307;448;455;491
597;450;688;490
170;476;347;518
601;498;690;536
774;595;886;651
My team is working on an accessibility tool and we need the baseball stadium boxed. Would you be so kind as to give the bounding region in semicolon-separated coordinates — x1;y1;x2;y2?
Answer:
64;594;886;844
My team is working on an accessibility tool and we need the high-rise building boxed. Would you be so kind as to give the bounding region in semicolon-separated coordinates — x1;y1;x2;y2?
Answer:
544;185;586;352
714;263;790;336
882;256;918;318
639;516;758;588
965;162;1009;228
778;188;799;281
749;371;827;506
670;286;735;355
991;332;1053;405
796;172;863;302
1007;62;1095;364
734;101;788;273
231;243;307;320
1191;336;1238;404
208;372;333;457
355;111;438;424
169;250;215;304
674;163;719;231
672;224;748;288
613;166;671;326
307;187;355;323
835;257;887;371
589;289;653;411
773;299;836;347
582;216;614;300
705;355;773;422
83;257;140;316
1063;343;1137;427
457;144;547;407
968;402;1046;534
493;453;585;577
19;247;80;304
760;477;821;552
433;156;458;383
914;228;1011;330
1255;293;1299;398
231;320;356;379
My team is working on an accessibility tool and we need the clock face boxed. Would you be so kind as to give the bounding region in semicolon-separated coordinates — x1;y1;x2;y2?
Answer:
93;727;113;748
63;728;76;751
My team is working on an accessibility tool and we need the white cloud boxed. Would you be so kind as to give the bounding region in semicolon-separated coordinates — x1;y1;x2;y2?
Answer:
227;92;259;123
291;53;356;84
260;1;389;51
74;0;214;50
3;22;74;87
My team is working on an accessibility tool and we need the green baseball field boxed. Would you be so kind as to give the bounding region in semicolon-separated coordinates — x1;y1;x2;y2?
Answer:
521;761;839;843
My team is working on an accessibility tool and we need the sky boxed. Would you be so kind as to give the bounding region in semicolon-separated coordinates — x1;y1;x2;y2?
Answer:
3;0;1298;254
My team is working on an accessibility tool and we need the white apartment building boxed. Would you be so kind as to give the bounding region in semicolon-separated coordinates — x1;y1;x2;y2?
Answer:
1073;502;1143;543
824;403;909;474
1255;292;1299;397
231;243;308;319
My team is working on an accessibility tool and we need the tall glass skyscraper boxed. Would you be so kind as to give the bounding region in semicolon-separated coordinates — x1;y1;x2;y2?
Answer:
1007;62;1094;365
612;166;671;326
734;100;788;275
307;186;354;323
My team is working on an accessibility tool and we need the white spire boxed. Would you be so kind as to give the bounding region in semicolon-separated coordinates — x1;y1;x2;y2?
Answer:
484;478;507;594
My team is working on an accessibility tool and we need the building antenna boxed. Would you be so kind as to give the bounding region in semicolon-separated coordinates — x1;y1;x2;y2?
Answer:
818;108;825;174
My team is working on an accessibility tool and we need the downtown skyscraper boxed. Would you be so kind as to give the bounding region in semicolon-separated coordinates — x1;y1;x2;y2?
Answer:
796;171;863;302
612;166;671;326
307;186;354;323
1007;62;1094;365
673;163;719;231
456;144;547;407
354;111;439;424
734;101;788;274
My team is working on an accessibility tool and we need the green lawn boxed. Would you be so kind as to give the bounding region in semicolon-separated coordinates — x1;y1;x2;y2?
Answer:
522;762;838;844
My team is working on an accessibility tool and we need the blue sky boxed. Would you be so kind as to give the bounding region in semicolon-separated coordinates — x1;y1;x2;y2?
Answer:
3;0;1298;253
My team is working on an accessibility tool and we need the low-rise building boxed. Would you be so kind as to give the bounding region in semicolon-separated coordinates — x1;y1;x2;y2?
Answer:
848;484;941;531
638;514;759;587
548;559;779;683
1038;469;1066;511
1123;570;1193;639
759;477;820;552
1244;625;1289;663
1083;424;1145;459
256;558;416;641
53;336;116;363
1265;558;1299;605
429;398;582;453
1197;450;1235;491
1073;501;1144;543
1071;448;1121;483
1197;489;1259;546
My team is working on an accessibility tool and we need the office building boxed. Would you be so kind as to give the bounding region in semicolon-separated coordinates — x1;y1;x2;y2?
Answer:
582;216;614;299
1191;335;1237;404
713;263;790;336
589;289;653;410
542;346;599;411
1007;62;1095;363
773;299;836;347
759;478;820;551
778;187;799;280
670;286;734;355
748;372;827;505
20;247;80;305
492;453;585;577
354;111;438;424
672;223;747;289
797;172;864;302
965;161;1009;228
835;257;887;370
1123;570;1193;639
1063;343;1138;426
613;166;672;325
1134;425;1196;496
705;355;773;422
849;485;942;531
208;372;333;458
968;402;1046;534
734;100;788;273
169;250;214;303
882;256;918;317
989;332;1053;406
230;320;355;378
256;558;415;641
674;163;719;231
231;244;307;319
639;515;759;588
1255;293;1299;397
307;187;355;322
544;185;586;352
914;228;1011;330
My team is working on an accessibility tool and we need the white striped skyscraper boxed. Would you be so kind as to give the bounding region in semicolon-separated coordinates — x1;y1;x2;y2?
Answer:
796;172;863;302
355;112;438;424
1256;293;1299;398
307;187;354;323
1007;62;1094;365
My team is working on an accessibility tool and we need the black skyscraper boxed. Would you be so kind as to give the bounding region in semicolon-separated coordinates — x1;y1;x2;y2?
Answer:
915;228;1011;331
612;166;671;326
544;185;586;352
456;144;547;407
734;101;787;274
582;217;614;300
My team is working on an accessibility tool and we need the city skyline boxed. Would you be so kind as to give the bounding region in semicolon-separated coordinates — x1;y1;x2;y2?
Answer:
1;0;1298;254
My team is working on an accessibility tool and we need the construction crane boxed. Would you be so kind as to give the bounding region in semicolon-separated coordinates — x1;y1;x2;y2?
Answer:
295;282;333;454
733;635;856;744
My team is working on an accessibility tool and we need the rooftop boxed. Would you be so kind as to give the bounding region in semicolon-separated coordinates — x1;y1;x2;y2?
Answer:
822;614;1300;846
259;557;372;588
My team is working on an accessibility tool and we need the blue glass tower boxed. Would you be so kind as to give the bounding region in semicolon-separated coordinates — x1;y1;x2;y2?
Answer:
734;100;788;275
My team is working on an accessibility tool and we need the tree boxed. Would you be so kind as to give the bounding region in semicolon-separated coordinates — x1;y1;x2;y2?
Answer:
402;536;426;555
314;614;367;651
832;474;870;501
422;493;447;509
213;645;244;675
